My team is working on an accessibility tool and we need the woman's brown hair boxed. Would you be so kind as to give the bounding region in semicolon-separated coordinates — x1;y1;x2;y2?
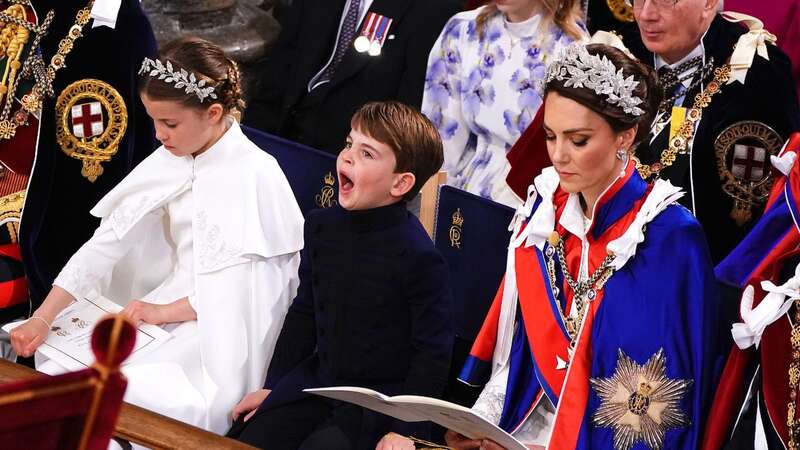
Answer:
544;43;662;144
139;36;245;119
475;0;585;42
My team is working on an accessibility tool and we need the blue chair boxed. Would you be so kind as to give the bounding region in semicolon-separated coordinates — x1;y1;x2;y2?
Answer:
243;126;338;215
433;185;515;406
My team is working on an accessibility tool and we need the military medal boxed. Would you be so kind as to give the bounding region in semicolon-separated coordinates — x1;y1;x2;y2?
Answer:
354;12;379;53
353;12;392;57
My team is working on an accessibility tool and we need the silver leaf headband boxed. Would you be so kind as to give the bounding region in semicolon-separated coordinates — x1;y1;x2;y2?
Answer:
544;43;645;117
138;57;218;103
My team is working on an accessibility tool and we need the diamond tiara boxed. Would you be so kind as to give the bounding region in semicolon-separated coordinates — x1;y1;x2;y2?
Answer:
544;43;645;117
138;57;218;103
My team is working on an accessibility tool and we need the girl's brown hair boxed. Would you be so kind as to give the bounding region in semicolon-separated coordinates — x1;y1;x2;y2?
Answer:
139;36;245;119
544;44;662;144
475;0;585;42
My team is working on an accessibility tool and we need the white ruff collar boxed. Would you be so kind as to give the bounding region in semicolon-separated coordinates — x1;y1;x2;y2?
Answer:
511;166;684;270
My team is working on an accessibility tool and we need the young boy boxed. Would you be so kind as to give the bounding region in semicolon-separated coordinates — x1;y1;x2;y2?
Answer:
229;102;454;450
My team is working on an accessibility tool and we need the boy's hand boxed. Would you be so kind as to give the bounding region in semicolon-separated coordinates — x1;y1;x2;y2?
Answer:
121;300;165;325
375;432;415;450
231;389;271;422
444;430;482;449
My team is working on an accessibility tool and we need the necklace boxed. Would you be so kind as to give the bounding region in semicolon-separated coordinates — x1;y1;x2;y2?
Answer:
635;63;731;180
544;231;616;344
0;1;94;141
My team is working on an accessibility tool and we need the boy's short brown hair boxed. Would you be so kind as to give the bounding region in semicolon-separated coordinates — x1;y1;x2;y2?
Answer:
351;101;444;202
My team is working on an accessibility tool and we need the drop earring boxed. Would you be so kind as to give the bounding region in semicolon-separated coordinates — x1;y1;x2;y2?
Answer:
616;148;629;177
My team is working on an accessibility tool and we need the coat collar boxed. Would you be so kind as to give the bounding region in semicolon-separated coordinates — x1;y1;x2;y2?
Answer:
555;162;648;241
345;200;408;233
188;117;243;173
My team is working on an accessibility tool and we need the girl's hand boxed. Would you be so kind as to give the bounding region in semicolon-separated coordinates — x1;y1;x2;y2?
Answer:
121;300;166;325
10;317;50;357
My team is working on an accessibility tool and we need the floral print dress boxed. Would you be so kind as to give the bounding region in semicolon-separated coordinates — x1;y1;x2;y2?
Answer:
422;7;582;207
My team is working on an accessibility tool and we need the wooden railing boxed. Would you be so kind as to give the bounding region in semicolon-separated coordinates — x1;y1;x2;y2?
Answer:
0;359;256;450
420;171;447;238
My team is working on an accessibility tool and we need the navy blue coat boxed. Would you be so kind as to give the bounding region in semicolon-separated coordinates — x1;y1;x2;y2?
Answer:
20;0;157;309
258;202;454;440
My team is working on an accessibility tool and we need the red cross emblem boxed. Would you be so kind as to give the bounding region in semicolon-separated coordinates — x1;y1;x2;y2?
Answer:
732;144;767;182
70;102;104;138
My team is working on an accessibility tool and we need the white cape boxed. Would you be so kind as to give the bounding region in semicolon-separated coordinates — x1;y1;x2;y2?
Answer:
46;121;304;434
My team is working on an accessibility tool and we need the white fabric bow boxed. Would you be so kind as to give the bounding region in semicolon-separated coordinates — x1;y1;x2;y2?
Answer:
589;31;637;60
91;0;123;29
605;179;684;270
722;11;777;85
513;167;560;250
732;263;800;349
771;151;797;177
493;168;560;374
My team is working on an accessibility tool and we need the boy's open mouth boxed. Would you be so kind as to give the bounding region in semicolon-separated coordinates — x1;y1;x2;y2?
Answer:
339;171;354;193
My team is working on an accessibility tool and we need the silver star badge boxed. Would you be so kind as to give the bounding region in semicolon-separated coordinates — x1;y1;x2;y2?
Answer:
590;349;692;450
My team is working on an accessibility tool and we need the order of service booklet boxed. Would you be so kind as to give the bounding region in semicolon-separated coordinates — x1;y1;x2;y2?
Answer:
304;386;527;450
3;295;172;371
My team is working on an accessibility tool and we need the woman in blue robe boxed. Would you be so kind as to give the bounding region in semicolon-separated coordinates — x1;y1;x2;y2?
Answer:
447;41;726;450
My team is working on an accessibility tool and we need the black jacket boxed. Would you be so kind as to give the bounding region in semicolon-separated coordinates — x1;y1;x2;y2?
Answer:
621;15;800;263
257;202;454;442
243;0;462;154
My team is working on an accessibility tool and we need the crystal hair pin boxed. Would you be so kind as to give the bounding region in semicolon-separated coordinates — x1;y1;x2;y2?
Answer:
138;57;218;103
545;43;645;117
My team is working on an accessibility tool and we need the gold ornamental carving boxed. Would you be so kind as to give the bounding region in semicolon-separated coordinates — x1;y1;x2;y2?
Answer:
0;189;23;243
609;0;635;23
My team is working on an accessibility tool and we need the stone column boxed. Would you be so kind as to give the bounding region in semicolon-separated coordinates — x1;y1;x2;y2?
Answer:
141;0;281;96
142;0;280;62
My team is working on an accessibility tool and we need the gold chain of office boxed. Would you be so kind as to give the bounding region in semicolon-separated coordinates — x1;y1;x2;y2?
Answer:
634;64;731;180
0;1;94;141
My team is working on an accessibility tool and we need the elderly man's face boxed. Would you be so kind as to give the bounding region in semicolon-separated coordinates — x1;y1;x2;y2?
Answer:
633;0;718;63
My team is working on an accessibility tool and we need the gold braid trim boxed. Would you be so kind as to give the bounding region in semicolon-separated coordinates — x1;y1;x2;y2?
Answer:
788;303;800;449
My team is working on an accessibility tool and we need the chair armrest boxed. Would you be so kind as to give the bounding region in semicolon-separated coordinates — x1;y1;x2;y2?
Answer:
0;359;256;450
419;171;447;239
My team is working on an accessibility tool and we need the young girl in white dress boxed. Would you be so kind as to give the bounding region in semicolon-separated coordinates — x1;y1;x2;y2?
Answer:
9;37;304;435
